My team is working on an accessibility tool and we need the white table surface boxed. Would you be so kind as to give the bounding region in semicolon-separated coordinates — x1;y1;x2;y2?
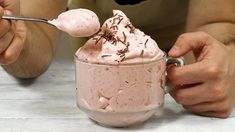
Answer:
1;59;235;132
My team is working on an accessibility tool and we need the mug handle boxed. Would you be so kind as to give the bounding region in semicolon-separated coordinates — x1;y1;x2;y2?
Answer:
164;57;185;93
166;57;185;67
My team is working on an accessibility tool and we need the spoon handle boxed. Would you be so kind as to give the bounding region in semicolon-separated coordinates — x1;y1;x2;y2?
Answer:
1;15;54;26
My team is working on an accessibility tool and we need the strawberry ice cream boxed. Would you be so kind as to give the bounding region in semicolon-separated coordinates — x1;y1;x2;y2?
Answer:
75;10;165;127
49;9;100;37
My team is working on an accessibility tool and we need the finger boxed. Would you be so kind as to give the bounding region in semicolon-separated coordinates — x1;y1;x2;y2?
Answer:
183;98;231;113
0;20;11;37
0;34;24;65
1;0;20;16
167;62;209;85
0;28;14;53
195;110;231;118
170;83;227;105
168;31;213;58
0;6;4;16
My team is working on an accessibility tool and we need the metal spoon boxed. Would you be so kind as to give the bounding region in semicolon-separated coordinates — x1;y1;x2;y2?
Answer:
1;15;55;26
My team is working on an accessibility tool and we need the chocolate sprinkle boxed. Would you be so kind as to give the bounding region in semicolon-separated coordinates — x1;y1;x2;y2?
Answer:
117;47;128;54
95;36;103;44
140;49;144;56
120;53;125;57
120;56;126;62
101;55;112;58
110;25;118;30
144;39;149;48
125;23;135;33
122;32;127;43
117;18;124;25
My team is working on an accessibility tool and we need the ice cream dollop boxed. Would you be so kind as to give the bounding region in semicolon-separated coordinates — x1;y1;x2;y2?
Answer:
49;9;100;37
76;10;164;64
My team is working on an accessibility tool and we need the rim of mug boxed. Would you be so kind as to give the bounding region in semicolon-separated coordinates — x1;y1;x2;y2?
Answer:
74;52;167;66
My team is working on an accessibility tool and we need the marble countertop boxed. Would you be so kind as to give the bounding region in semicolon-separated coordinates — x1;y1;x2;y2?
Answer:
0;59;235;132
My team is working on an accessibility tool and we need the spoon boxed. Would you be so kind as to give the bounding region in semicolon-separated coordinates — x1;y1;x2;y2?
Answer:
1;15;55;26
1;9;100;37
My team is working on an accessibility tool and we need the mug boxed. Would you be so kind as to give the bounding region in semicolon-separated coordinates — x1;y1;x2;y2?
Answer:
75;53;184;127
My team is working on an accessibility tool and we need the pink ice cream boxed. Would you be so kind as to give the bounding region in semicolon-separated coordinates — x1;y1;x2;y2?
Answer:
76;10;163;64
49;9;100;37
75;10;165;127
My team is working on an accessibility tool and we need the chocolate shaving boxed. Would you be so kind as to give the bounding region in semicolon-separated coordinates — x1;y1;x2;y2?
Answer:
140;50;144;56
113;17;120;24
117;36;126;45
125;24;135;33
101;30;115;42
120;56;126;62
112;40;117;45
120;53;125;58
110;25;118;30
117;18;124;25
115;60;120;63
126;42;130;47
101;55;112;58
117;47;128;54
122;32;127;43
116;52;122;55
95;36;102;44
144;39;149;48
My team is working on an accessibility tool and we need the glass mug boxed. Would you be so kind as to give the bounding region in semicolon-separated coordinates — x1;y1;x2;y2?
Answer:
75;53;184;127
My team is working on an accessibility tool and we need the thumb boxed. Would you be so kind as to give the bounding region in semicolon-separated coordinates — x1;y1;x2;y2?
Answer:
168;32;212;58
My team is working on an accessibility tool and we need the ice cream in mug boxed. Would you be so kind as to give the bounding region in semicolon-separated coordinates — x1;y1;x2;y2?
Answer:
75;10;166;127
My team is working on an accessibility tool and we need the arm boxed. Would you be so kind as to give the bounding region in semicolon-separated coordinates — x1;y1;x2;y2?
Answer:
2;0;68;78
168;0;235;118
186;0;235;43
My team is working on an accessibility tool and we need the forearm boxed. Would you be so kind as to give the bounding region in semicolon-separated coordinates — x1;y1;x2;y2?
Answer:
186;0;235;44
187;22;235;45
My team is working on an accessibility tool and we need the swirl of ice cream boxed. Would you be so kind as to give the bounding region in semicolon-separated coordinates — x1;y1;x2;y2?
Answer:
48;9;100;37
76;10;164;64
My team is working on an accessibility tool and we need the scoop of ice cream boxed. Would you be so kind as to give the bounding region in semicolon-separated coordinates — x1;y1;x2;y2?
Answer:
48;9;100;37
76;10;164;64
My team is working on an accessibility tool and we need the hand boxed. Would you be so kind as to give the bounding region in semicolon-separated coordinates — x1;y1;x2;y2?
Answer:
0;0;26;65
167;31;235;118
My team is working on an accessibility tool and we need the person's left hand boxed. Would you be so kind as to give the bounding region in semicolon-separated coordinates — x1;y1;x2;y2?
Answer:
167;31;235;118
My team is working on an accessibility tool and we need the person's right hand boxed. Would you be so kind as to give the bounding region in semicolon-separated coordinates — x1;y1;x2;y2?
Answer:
0;0;26;65
167;32;235;118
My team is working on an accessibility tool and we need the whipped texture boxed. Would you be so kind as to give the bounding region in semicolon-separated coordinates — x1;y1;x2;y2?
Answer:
76;10;164;64
49;9;100;37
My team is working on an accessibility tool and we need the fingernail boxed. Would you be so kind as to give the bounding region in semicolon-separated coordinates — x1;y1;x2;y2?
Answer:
169;46;181;55
4;10;13;15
